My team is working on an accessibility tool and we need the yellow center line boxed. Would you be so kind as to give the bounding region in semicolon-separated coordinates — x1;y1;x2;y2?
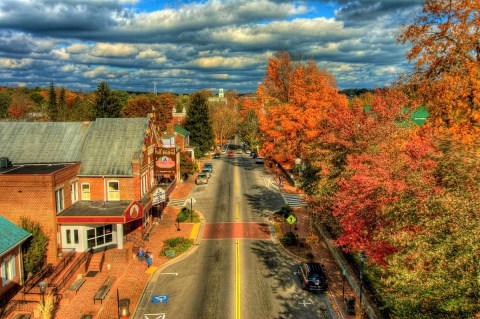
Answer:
236;239;240;319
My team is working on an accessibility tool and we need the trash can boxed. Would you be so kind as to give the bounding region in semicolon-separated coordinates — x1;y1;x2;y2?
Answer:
345;296;356;315
118;298;130;318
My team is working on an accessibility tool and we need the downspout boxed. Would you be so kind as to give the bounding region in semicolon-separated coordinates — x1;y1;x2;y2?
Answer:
103;176;106;206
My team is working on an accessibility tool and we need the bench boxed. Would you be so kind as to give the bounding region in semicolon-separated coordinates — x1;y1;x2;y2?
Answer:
67;277;86;294
93;276;115;304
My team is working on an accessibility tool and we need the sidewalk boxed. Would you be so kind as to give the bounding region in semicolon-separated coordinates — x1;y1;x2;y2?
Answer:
266;161;361;319
53;175;199;319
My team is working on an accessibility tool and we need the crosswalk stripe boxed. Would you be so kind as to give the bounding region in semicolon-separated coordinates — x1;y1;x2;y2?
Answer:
281;193;307;207
167;198;186;207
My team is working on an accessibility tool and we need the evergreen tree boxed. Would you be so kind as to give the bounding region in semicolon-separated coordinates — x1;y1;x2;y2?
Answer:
184;92;215;157
58;87;66;121
47;82;57;121
94;81;123;118
19;217;48;277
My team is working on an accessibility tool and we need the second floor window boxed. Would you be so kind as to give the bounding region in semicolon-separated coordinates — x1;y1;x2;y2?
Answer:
71;181;78;203
1;255;16;285
55;188;64;213
81;183;90;200
108;181;120;200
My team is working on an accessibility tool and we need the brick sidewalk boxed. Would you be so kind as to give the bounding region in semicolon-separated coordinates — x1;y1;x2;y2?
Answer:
54;176;198;319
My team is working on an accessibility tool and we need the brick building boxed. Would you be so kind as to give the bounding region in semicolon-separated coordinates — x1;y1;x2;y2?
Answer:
0;116;183;264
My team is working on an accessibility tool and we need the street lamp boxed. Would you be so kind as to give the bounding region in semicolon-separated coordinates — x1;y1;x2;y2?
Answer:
39;281;47;306
359;252;366;304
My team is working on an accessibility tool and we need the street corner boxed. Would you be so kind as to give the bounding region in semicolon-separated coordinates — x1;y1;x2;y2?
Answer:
273;222;284;239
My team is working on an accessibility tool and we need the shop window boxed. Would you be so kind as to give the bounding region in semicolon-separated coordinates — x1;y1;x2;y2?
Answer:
81;183;90;200
55;188;64;213
108;181;120;201
87;225;113;248
1;255;16;285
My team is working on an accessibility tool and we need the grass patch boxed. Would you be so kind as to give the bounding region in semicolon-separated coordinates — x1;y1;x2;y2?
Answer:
161;237;194;256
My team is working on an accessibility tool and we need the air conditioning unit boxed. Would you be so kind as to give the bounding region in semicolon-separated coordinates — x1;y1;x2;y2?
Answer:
0;157;12;168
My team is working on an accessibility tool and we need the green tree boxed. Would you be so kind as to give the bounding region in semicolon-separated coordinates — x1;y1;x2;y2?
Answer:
19;217;48;276
57;87;67;121
184;92;215;157
47;82;57;121
175;94;190;113
70;94;94;121
94;81;123;118
0;90;12;118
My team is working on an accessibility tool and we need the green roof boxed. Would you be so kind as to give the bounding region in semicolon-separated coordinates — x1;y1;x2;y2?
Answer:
0;216;31;256
174;125;189;137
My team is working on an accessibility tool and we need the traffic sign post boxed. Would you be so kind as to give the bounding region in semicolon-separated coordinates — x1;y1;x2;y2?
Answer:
286;215;296;232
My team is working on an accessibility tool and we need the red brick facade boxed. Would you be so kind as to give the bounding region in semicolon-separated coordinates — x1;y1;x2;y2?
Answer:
0;163;80;263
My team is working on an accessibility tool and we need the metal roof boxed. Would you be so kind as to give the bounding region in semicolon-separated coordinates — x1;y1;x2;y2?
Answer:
0;117;149;177
0;216;31;256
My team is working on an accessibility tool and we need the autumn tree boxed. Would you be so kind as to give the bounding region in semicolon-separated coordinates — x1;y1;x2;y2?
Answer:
210;100;237;148
257;51;348;163
397;0;480;143
8;91;35;119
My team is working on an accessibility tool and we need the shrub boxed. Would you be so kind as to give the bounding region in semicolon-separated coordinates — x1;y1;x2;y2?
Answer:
177;207;200;223
162;237;193;255
280;231;298;246
275;204;293;219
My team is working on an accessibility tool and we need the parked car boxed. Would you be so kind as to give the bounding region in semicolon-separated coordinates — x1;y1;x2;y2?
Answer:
297;262;328;292
236;149;243;154
203;163;213;173
221;149;227;154
201;168;211;178
255;157;265;164
213;153;221;159
252;151;258;159
227;150;234;157
245;149;251;154
195;173;208;185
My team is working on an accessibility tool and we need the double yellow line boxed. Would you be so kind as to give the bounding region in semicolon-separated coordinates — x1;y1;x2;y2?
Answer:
234;158;241;319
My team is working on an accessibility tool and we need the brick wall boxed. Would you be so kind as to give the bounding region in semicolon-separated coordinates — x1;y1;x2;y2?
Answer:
0;164;79;264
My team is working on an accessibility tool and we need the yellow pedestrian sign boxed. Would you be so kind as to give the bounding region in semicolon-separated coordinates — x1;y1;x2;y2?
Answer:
286;215;296;224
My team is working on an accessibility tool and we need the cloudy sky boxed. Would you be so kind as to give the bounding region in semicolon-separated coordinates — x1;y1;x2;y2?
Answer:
0;0;422;93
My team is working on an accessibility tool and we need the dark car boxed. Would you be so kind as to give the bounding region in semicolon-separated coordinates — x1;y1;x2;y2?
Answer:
297;262;328;292
213;153;221;159
203;163;213;173
227;150;234;157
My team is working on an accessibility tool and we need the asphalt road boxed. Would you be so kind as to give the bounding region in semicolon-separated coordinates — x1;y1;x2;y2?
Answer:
135;151;333;319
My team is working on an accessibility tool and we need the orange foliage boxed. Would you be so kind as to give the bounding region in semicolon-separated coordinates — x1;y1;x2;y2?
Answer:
257;51;348;164
397;0;480;143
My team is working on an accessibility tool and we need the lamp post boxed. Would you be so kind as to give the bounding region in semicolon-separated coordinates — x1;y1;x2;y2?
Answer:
359;252;366;304
39;281;47;306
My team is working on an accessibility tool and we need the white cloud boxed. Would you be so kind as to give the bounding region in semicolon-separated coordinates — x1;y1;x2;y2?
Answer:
0;58;32;69
92;43;138;57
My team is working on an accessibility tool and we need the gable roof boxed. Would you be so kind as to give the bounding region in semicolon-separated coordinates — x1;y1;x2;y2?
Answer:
0;121;90;164
174;125;189;137
78;118;148;176
0;117;149;176
0;216;31;257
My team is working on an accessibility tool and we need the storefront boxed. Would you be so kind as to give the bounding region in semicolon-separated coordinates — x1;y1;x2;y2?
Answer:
57;200;145;252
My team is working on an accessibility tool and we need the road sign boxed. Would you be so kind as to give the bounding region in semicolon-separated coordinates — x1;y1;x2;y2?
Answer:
184;197;196;207
151;295;169;303
286;215;297;224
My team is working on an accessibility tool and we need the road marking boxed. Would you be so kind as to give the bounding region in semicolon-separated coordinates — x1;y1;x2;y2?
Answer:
144;314;166;319
235;203;239;221
151;295;169;303
160;273;178;276
299;300;312;307
236;239;241;319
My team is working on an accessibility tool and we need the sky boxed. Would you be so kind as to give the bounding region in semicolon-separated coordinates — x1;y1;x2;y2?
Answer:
0;0;423;94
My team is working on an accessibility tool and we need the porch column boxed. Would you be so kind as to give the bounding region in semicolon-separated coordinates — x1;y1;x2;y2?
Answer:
117;223;124;249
